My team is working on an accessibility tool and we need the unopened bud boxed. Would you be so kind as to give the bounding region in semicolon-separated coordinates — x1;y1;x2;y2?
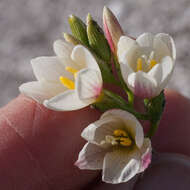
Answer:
63;33;81;45
103;6;124;54
87;13;111;62
68;15;89;46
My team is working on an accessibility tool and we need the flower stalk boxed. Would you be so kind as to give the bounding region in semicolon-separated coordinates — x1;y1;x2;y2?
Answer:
93;89;149;120
113;55;134;106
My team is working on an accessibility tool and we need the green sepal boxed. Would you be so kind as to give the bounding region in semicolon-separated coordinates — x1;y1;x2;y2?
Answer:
68;15;89;46
87;14;111;62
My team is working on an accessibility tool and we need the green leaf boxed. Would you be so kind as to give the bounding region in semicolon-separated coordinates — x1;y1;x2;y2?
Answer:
145;91;165;123
68;15;89;46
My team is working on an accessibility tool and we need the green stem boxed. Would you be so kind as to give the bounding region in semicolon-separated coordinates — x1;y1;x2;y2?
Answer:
123;107;150;120
94;89;150;120
146;121;160;138
113;55;134;106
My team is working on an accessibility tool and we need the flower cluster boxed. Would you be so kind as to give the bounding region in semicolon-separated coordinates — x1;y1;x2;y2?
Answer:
19;6;176;184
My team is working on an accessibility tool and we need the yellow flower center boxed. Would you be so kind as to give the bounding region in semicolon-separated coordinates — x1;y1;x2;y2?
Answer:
136;51;158;72
59;66;79;89
113;129;132;147
136;58;143;71
149;59;157;70
65;66;78;78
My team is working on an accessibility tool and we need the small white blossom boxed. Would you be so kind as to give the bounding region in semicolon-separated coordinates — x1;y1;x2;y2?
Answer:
19;41;102;111
75;109;152;184
117;33;176;98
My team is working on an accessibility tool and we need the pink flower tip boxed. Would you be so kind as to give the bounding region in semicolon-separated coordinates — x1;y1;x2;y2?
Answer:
103;6;124;54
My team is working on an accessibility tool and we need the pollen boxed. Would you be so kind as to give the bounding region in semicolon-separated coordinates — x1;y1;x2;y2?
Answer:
113;129;132;147
119;137;132;146
137;58;143;71
149;59;157;70
59;76;75;89
113;129;127;137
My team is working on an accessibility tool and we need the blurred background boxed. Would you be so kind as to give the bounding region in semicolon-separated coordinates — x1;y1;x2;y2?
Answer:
0;0;190;107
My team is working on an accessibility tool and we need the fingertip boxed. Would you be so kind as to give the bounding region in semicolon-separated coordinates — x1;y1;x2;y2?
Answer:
0;94;101;189
153;89;190;156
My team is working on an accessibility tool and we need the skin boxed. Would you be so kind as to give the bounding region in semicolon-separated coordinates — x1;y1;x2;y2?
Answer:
0;89;189;189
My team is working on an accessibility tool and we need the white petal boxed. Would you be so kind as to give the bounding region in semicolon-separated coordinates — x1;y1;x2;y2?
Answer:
117;36;136;60
71;45;100;72
53;39;74;58
76;68;102;100
128;71;158;98
53;40;80;70
31;56;72;82
122;44;144;72
120;61;133;83
153;37;171;62
159;56;174;90
102;149;141;184
19;81;64;103
40;80;66;95
101;109;144;148
148;63;163;85
136;33;154;48
43;90;91;111
81;116;124;145
139;138;152;173
156;33;176;60
75;143;107;170
119;48;135;81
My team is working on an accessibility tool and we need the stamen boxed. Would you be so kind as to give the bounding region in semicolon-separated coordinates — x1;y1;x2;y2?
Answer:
66;66;78;75
137;58;143;71
149;51;155;60
59;76;75;89
141;55;148;64
113;129;127;137
149;59;157;70
113;129;132;147
119;137;132;146
65;66;78;78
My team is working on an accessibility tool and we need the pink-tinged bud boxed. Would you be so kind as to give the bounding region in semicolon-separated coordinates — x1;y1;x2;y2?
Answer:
103;6;124;54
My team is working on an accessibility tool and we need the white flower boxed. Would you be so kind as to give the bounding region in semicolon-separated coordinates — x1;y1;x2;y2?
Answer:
75;109;152;184
19;41;103;111
117;33;176;98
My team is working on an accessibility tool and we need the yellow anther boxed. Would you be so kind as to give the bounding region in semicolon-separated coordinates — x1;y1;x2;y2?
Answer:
59;76;75;89
65;66;78;75
113;129;127;137
137;58;143;71
149;59;157;70
65;67;78;79
113;129;132;147
119;137;132;146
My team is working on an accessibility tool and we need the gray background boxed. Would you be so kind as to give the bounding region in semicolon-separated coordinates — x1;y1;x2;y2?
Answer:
0;0;190;107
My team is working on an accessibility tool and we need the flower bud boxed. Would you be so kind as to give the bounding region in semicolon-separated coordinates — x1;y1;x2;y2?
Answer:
87;13;111;62
103;6;124;54
63;33;81;45
68;15;89;46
